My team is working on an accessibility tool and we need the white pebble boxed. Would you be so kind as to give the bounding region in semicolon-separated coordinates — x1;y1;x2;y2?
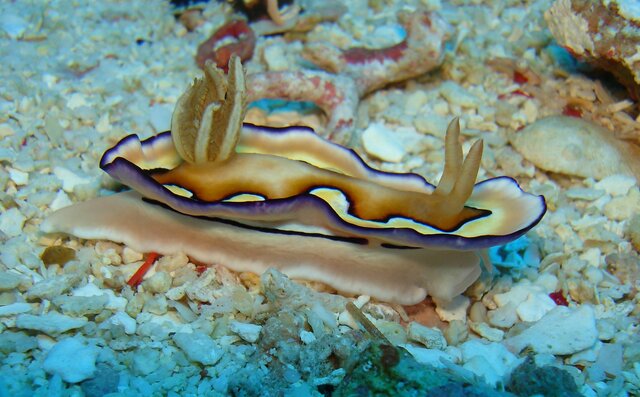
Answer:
504;305;598;355
230;321;262;343
66;93;88;110
487;302;518;329
105;311;136;335
440;81;480;108
533;273;558;293
143;271;172;294
53;166;91;192
413;113;449;138
404;91;428;116
173;332;222;365
434;295;470;323
8;167;28;185
300;330;316;344
0;14;28;38
593;174;636;196
122;247;143;264
72;283;126;311
0;271;24;290
493;282;539;307
361;122;406;163
407;322;447;349
516;292;556;322
460;340;521;387
0;123;15;138
603;188;640;221
50;190;72;211
468;321;504;342
263;43;289;71
402;344;455;369
43;337;98;383
0;302;32;317
15;312;88;336
0;208;26;237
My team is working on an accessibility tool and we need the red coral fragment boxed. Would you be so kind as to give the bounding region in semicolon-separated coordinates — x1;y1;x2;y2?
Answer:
127;252;160;287
549;291;569;306
512;89;533;98
513;70;528;84
562;105;582;118
343;41;408;65
196;19;256;72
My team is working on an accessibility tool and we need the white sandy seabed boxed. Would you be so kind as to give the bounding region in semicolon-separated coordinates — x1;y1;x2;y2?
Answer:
0;0;639;396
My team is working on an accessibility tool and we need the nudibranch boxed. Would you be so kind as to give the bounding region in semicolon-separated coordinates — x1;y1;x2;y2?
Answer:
42;57;546;305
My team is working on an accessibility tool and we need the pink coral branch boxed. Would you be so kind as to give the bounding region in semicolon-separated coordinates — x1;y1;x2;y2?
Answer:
303;11;451;95
247;70;359;145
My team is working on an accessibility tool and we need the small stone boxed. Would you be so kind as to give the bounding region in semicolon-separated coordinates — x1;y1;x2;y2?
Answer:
143;295;168;315
25;274;81;301
173;332;222;365
504;305;598;354
533;273;559;293
413;113;449;138
16;312;88;336
230;321;262;343
8;167;28;185
406;322;447;350
402;344;456;369
587;343;623;382
52;166;92;192
375;320;407;345
0;271;24;291
0;302;32;317
516;292;557;322
49;190;72;212
493;283;538;308
300;330;316;344
122;247;143;264
404;91;428;116
0;331;37;353
132;347;161;376
468;321;504;342
460;339;520;387
66;93;88;110
510;116;639;179
434;295;470;323
593;174;636;196
43;337;98;383
603;187;640;221
487;302;518;329
565;187;605;201
263;43;289;71
444;319;468;345
0;14;28;39
53;294;109;316
104;311;137;335
72;283;127;312
439;81;480;108
142;271;172;294
627;214;640;251
361;122;406;163
0;123;16;138
0;207;26;237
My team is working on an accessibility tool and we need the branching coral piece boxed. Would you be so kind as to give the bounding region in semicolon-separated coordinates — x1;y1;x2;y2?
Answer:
303;11;451;95
171;56;247;164
246;70;359;145
195;20;256;72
